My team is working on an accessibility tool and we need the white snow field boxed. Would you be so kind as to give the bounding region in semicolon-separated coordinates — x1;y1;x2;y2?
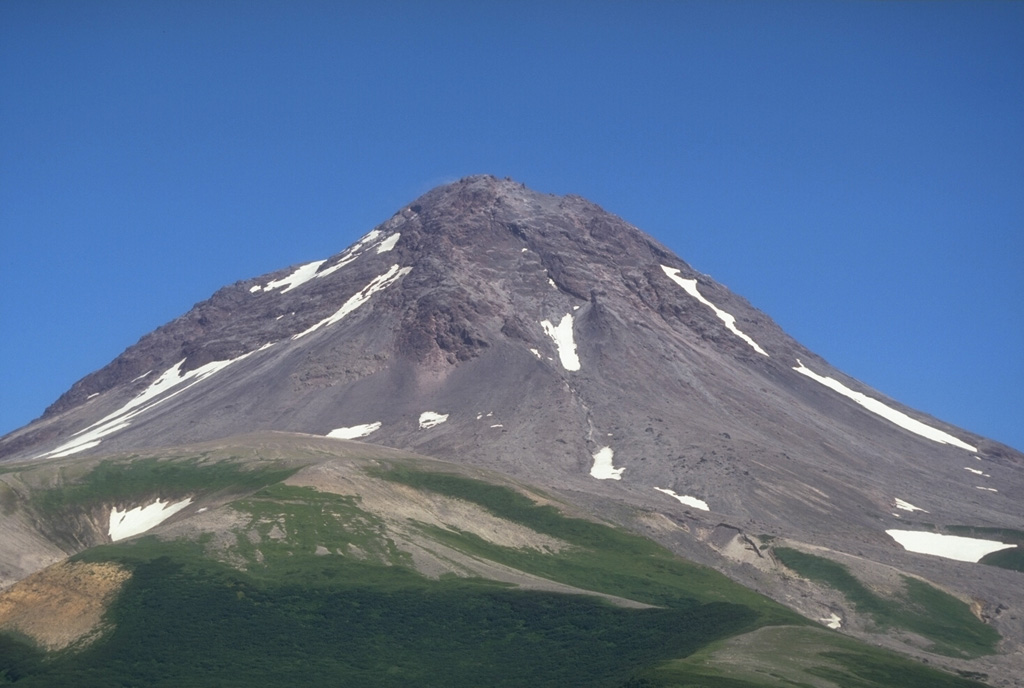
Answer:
660;265;768;356
589;447;624;480
42;349;261;459
292;265;411;340
894;498;927;513
792;360;977;452
654;487;710;511
965;467;991;477
540;313;581;371
109;497;193;541
327;422;382;440
418;412;449;429
886;530;1016;563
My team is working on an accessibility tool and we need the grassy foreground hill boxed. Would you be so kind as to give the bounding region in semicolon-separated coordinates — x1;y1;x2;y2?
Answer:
0;434;992;687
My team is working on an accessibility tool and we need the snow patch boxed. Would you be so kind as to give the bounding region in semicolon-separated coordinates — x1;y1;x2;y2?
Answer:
529;348;542;359
42;349;261;458
109;497;192;541
540;314;581;371
660;265;768;356
976;486;998;492
490;424;503;428
548;278;557;289
654;487;709;511
886;530;1016;563
590;447;624;480
965;467;990;477
327;422;382;440
292;265;411;340
894;498;927;513
418;412;449;429
792;360;977;452
820;613;842;629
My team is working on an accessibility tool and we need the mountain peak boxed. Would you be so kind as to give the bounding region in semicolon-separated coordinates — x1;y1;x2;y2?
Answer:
4;178;1016;504
3;177;1023;684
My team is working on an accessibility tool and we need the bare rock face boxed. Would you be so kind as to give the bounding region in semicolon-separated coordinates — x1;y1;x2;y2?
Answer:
2;175;1023;681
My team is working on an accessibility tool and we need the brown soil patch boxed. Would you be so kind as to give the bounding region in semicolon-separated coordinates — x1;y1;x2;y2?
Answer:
0;560;131;650
288;462;572;554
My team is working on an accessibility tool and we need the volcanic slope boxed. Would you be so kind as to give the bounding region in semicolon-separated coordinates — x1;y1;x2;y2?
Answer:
0;435;998;687
2;175;1022;684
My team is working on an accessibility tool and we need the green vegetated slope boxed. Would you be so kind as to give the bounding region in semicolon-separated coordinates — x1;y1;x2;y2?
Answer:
31;456;297;513
0;453;991;688
653;625;993;688
773;547;999;658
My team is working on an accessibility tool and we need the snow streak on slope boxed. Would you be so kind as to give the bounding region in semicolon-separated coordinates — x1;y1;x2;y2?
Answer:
792;360;977;452
660;265;768;356
249;230;402;292
41;349;262;458
886;530;1016;563
540;314;581;371
327;422;382;440
376;233;401;253
317;230;402;280
654;487;710;511
292;265;411;340
109;498;192;541
894;498;927;513
251;260;327;293
590;447;624;480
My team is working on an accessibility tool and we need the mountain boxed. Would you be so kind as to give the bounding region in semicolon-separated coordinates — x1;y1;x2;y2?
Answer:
1;175;1022;686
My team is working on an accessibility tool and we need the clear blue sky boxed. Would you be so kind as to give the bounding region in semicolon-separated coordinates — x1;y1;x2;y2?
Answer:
2;1;1021;451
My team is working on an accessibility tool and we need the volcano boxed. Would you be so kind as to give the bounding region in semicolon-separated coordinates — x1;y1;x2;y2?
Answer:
1;176;1021;687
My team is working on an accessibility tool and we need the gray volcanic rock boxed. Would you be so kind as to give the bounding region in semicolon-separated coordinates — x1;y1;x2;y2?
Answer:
4;176;1021;522
3;175;1023;682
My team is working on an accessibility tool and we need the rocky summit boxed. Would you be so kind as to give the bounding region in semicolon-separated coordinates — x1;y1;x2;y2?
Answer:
2;175;1022;686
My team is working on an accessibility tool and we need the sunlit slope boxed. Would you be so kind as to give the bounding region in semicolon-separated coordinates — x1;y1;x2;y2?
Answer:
0;434;991;687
